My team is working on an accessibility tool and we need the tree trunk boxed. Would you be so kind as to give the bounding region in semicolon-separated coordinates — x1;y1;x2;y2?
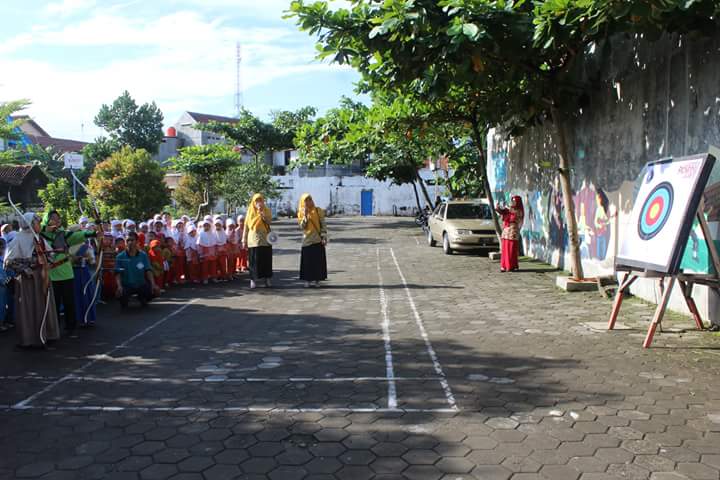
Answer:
550;103;584;280
411;180;422;213
470;120;503;240
195;187;210;223
415;171;433;206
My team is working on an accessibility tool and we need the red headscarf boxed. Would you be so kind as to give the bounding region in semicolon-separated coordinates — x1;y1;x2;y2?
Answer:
511;195;524;218
148;239;163;264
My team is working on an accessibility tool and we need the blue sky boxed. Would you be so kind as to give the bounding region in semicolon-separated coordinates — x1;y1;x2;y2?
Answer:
0;0;363;140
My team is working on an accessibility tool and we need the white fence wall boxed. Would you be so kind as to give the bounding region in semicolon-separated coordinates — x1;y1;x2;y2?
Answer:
271;169;445;217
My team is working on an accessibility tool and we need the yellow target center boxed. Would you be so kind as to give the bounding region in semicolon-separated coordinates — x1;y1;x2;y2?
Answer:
649;202;661;220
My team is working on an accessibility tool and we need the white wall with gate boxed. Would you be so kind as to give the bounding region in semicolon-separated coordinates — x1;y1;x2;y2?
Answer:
270;169;445;217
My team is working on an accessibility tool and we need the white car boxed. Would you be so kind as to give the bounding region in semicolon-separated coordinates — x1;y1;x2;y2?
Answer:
427;200;499;254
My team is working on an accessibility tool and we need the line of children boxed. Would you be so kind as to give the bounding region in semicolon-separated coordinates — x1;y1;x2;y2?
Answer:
100;213;250;296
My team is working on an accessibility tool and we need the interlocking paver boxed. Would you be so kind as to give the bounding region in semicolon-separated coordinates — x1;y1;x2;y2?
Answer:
3;218;720;480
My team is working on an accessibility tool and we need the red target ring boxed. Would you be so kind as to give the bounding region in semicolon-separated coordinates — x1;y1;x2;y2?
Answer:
638;182;673;240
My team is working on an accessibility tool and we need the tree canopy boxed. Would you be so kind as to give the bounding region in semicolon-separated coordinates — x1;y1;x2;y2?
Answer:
88;147;170;220
199;106;316;162
172;144;241;218
94;91;165;154
289;0;720;279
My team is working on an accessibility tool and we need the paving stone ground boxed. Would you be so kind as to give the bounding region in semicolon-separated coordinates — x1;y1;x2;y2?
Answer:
2;217;720;480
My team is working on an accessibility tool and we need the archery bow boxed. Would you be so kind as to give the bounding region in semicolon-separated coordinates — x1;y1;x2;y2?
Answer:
70;169;103;326
7;190;52;346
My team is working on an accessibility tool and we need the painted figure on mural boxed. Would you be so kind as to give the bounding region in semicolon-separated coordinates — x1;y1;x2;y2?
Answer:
549;184;567;252
577;203;593;259
594;189;611;260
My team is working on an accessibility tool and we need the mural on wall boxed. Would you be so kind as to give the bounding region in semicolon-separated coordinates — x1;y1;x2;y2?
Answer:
488;143;624;269
487;149;507;197
574;183;613;261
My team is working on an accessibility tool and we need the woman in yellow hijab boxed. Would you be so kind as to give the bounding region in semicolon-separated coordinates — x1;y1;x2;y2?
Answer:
297;193;328;288
242;193;273;289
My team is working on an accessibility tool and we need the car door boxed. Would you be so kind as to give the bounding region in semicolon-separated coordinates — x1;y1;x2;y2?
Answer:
431;204;446;239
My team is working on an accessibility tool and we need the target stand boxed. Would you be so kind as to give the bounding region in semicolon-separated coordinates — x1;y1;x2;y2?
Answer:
608;154;718;348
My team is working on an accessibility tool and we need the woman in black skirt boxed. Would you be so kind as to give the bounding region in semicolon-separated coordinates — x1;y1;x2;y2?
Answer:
298;193;327;288
242;193;273;289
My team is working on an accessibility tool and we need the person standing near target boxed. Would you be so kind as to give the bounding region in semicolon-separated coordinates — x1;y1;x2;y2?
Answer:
242;193;273;289
495;195;524;272
297;193;328;288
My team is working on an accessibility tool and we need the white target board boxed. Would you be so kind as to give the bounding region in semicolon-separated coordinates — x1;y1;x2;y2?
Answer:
616;154;715;274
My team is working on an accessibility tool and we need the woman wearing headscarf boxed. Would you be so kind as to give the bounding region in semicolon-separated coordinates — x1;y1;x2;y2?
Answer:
69;224;97;327
40;210;98;337
495;195;525;272
4;212;60;347
297;193;328;288
242;193;273;289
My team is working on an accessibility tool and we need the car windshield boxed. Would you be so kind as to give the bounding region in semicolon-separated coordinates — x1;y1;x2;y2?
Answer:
446;203;492;220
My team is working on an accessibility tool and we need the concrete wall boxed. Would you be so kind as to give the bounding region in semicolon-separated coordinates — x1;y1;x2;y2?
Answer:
488;32;720;320
270;169;443;217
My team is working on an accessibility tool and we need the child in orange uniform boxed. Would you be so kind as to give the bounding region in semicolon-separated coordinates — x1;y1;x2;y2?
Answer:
213;216;230;281
197;221;217;285
185;224;200;284
148;239;165;292
226;218;239;278
101;233;117;300
171;219;186;284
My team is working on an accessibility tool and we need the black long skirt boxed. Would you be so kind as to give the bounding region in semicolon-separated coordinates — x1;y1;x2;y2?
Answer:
249;246;273;280
299;243;327;281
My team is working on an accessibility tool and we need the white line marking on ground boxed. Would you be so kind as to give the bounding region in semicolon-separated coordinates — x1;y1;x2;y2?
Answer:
390;248;459;411
12;300;198;410
63;376;439;383
377;248;398;409
5;405;458;414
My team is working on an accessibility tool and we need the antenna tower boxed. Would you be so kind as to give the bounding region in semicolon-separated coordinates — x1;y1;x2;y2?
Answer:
235;42;243;117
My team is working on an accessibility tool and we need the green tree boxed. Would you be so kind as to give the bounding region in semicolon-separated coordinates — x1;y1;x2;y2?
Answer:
295;96;459;211
219;163;280;213
171;145;241;219
82;137;118;170
289;0;587;275
88;147;170;220
173;173;216;216
94;91;164;154
270;106;317;150
37;178;91;226
294;97;370;170
198;108;281;166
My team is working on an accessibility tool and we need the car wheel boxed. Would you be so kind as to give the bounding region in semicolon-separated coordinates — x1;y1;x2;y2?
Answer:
427;229;436;247
443;232;453;255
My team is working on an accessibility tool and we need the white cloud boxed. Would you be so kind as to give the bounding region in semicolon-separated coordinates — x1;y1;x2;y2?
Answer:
45;0;97;17
0;7;352;140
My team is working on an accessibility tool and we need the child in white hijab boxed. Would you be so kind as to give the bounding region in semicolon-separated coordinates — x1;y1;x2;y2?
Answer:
196;221;217;285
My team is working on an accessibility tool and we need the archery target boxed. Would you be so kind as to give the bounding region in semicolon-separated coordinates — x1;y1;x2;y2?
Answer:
638;182;673;240
617;154;715;274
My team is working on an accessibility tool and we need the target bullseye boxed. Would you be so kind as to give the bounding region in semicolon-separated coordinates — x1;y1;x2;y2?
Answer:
638;182;673;240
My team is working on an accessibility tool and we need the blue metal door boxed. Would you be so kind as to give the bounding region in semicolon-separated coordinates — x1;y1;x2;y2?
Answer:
361;190;373;216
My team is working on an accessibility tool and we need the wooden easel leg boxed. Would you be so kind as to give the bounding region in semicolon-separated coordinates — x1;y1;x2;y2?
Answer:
608;273;637;330
644;276;676;348
679;280;705;330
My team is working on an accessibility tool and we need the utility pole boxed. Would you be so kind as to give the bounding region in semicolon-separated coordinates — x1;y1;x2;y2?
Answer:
235;42;243;118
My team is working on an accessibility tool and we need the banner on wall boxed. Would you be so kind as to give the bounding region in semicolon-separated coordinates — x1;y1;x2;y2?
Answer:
616;154;715;274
